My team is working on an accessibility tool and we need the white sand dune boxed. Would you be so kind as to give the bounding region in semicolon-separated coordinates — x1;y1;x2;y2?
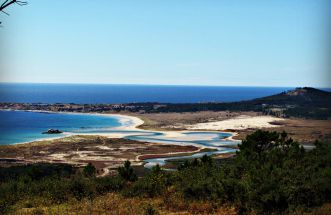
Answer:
187;115;284;131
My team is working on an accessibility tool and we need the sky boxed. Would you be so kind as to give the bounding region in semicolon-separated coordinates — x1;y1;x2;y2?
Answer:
1;0;330;87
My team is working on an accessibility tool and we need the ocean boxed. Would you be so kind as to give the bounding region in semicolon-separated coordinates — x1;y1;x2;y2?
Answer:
0;83;296;104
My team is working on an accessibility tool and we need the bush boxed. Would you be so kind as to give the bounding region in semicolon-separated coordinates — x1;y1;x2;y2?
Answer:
69;178;95;201
117;160;137;182
95;176;124;194
83;163;96;177
124;165;170;197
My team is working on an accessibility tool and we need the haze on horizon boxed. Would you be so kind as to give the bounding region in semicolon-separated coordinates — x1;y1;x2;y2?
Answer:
1;0;330;87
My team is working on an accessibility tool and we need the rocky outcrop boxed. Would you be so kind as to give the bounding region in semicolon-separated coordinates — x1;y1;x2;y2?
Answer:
42;129;63;134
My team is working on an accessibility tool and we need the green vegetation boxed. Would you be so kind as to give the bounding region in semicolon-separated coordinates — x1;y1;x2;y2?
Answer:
83;162;96;177
0;163;125;214
1;130;330;214
117;160;138;182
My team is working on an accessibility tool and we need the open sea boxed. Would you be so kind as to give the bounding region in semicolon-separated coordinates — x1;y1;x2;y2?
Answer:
0;83;296;104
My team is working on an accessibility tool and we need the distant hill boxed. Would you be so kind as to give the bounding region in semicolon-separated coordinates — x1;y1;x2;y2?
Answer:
155;87;331;119
246;87;331;119
252;87;331;107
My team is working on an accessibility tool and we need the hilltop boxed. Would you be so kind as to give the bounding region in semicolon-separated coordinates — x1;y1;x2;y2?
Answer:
250;87;331;119
252;87;331;107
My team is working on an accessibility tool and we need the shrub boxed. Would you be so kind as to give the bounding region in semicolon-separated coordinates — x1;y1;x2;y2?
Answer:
124;165;169;197
117;160;137;182
68;178;95;201
83;163;96;177
95;176;124;194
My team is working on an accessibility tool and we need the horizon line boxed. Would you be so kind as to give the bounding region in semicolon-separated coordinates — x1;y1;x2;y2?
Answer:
1;81;329;89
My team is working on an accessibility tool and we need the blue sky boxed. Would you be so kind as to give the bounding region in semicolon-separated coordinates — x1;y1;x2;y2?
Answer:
1;0;330;87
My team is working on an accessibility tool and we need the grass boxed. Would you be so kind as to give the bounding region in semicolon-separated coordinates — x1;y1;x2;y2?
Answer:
11;192;237;215
10;193;331;215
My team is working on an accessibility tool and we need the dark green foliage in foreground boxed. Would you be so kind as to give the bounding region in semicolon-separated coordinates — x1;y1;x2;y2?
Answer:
0;130;330;214
0;163;124;214
124;164;171;197
117;160;138;182
174;130;331;214
83;162;96;177
0;163;75;182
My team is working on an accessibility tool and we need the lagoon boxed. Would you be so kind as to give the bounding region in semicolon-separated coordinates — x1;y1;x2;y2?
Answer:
0;110;239;167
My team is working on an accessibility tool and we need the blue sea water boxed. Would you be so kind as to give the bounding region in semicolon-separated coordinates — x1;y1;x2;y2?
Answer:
0;110;121;145
0;83;298;104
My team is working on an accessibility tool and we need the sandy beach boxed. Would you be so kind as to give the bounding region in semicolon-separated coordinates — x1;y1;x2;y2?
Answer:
187;115;285;131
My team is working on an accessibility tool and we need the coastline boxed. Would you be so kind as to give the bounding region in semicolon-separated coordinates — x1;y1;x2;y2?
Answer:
1;109;288;145
0;110;242;171
1;109;239;146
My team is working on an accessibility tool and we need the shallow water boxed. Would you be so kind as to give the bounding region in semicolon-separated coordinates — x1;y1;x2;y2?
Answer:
0;110;121;145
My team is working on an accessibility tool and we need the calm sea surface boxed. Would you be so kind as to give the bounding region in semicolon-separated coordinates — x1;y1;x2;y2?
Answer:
0;83;297;104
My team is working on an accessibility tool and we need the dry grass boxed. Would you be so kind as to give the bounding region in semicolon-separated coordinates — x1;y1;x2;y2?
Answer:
131;111;259;130
12;192;237;215
12;193;331;215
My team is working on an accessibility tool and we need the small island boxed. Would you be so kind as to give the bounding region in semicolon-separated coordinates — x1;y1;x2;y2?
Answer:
42;129;63;134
